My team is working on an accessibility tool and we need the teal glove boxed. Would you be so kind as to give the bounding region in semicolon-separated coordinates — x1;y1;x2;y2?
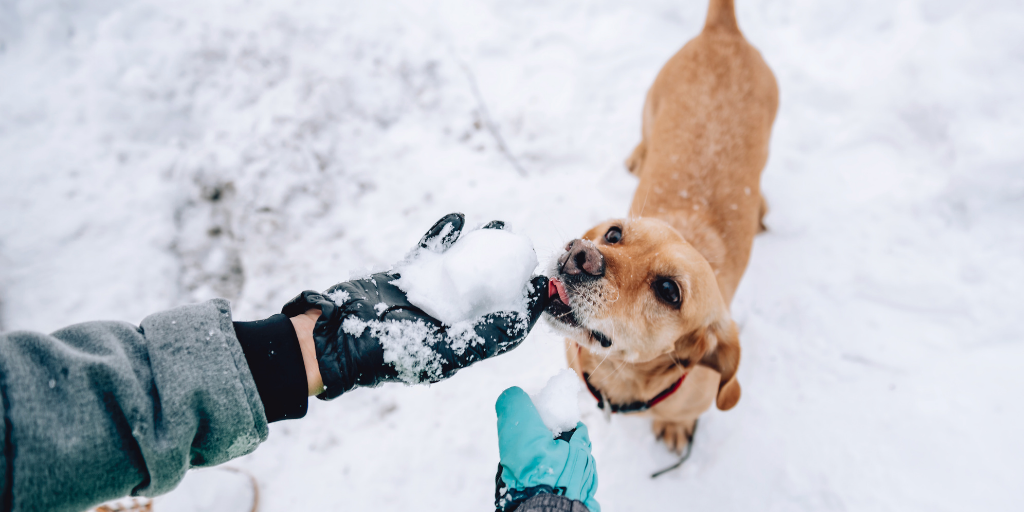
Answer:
494;386;600;512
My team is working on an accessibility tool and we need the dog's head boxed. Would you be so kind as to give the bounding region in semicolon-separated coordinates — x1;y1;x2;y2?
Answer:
545;217;741;410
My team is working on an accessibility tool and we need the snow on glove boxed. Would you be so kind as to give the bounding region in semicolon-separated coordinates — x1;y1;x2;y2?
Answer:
282;213;550;399
494;387;600;512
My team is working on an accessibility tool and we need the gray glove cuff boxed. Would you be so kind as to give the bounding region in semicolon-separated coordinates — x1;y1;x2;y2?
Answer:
517;494;590;512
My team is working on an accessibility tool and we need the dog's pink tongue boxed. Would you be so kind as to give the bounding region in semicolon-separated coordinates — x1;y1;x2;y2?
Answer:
549;278;570;305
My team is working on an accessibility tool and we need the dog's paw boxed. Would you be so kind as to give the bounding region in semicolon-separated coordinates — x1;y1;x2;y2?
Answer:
652;419;696;453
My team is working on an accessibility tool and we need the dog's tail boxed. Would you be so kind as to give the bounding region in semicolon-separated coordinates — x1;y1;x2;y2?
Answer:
704;0;740;33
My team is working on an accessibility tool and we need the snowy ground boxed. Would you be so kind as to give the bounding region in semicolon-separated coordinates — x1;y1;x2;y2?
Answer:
2;0;1023;510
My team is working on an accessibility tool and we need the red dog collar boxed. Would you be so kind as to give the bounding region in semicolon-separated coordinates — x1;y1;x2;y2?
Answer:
581;371;686;414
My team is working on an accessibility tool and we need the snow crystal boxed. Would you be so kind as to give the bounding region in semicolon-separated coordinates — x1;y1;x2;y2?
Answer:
371;319;444;383
327;289;351;305
531;369;582;437
342;317;369;336
393;227;538;325
340;300;494;383
342;315;477;384
374;302;388;316
344;315;456;385
444;320;485;355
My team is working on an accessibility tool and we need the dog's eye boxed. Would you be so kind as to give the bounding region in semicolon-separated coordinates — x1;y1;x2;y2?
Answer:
653;278;681;307
604;226;622;244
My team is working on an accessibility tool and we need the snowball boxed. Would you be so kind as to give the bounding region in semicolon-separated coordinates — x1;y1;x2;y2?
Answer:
328;225;537;386
531;369;582;437
393;227;538;325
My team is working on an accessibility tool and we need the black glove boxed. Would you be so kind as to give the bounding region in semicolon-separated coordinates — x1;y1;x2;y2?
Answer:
282;213;550;399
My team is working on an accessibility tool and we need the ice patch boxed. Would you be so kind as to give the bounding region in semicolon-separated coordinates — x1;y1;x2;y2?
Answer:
393;227;538;325
531;369;582;437
374;302;388;315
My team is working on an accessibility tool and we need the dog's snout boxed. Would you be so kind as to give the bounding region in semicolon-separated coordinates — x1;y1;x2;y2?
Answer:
559;239;605;278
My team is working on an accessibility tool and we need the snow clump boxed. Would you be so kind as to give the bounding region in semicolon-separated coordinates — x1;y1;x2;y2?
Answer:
393;227;538;325
342;317;445;384
337;224;538;385
531;369;582;436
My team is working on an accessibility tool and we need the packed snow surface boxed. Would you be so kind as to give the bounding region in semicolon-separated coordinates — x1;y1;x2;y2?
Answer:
531;369;583;436
2;1;1023;511
152;468;256;511
393;227;538;325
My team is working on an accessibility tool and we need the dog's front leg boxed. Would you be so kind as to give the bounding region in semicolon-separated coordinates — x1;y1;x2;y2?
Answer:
649;366;718;452
651;418;698;453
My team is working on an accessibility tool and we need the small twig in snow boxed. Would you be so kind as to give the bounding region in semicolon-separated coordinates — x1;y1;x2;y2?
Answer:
455;59;528;177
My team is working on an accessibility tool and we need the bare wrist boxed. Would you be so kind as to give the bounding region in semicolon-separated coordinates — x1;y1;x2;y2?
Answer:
290;309;324;396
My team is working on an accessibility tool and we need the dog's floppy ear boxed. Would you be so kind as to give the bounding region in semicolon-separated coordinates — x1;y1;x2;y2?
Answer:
689;319;742;410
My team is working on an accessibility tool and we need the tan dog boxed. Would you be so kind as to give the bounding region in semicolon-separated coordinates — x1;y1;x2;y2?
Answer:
545;0;778;453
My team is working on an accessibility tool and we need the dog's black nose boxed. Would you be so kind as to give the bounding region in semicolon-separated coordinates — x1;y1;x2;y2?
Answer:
559;239;605;278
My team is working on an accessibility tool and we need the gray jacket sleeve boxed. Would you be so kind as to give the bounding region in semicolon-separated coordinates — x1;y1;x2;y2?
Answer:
0;299;269;512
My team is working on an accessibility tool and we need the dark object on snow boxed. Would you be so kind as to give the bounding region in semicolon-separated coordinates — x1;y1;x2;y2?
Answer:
282;213;550;400
650;419;699;478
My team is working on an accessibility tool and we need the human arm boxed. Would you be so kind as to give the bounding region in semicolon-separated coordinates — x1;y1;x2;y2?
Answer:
281;213;550;399
494;387;600;512
289;309;324;396
0;213;548;511
0;299;268;512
